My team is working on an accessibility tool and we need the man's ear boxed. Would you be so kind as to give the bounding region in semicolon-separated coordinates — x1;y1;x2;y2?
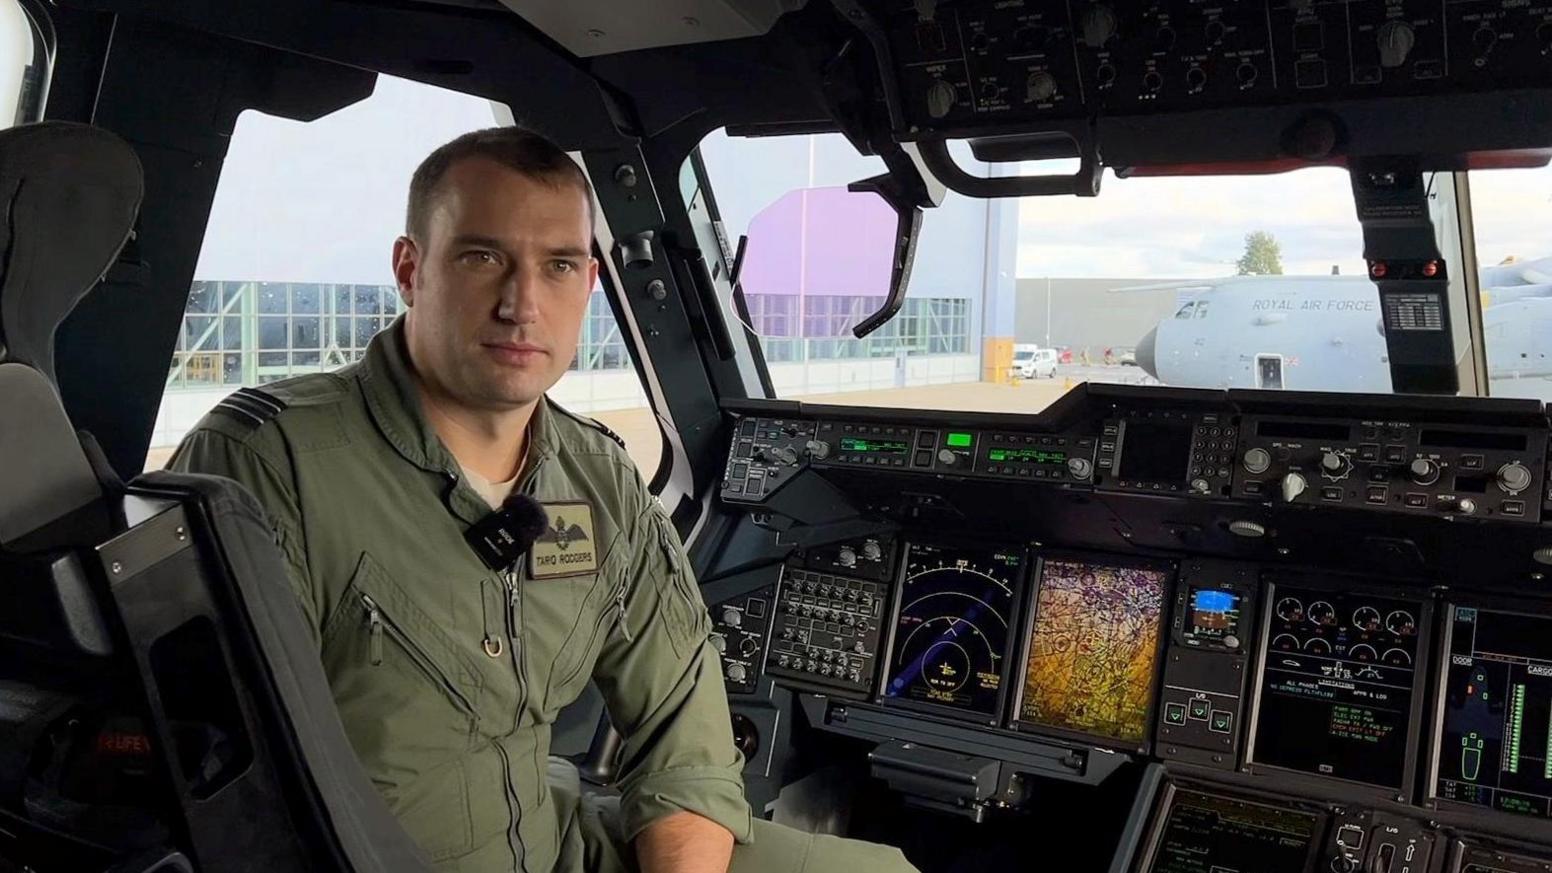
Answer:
586;256;600;291
392;236;420;306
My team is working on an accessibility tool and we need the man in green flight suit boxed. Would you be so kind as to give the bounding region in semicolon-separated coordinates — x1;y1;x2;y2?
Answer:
169;127;919;873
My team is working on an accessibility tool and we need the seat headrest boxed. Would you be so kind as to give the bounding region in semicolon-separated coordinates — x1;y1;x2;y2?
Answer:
0;122;144;384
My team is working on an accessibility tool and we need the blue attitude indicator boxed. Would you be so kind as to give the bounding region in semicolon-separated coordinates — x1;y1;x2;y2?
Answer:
1185;587;1241;644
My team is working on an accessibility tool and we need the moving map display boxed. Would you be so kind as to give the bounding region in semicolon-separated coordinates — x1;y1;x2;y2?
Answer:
1015;558;1169;746
1436;606;1552;819
884;543;1022;719
1252;586;1422;788
1146;789;1321;873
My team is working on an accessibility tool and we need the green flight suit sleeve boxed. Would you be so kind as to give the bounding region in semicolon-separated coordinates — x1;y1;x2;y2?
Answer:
590;494;754;845
168;428;318;642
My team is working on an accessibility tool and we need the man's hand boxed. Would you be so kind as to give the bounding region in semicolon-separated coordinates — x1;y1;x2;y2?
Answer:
635;810;734;873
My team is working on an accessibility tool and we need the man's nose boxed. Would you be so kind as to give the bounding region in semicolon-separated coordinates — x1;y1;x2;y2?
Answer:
495;267;540;323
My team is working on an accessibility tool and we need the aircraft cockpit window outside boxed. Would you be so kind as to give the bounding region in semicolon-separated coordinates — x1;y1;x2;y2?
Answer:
145;74;665;481
696;131;1394;413
1464;166;1552;402
0;1;39;129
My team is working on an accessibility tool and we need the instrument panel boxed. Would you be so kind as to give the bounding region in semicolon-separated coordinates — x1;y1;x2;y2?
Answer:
711;386;1552;870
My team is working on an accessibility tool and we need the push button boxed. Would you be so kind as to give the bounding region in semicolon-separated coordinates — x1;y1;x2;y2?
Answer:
1405;493;1428;508
1367;486;1389;505
1461;454;1484;470
1164;703;1187;726
1188;698;1211;720
1503;501;1526;517
1359;444;1380;462
1321;487;1343;502
1209;710;1233;733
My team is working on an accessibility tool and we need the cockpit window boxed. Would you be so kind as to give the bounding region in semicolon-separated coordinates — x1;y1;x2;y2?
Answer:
147;75;664;480
693;130;1380;412
1463;166;1552;402
0;1;38;128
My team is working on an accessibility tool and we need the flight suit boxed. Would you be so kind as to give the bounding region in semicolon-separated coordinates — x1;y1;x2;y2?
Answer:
169;317;916;873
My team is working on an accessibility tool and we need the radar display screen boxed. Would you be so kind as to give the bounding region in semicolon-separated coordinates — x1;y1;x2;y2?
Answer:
1252;585;1422;789
1145;789;1321;873
883;543;1022;719
1184;587;1243;646
1015;558;1169;746
1435;606;1552;819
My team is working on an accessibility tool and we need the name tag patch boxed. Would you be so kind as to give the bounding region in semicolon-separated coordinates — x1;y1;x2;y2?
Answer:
529;501;598;579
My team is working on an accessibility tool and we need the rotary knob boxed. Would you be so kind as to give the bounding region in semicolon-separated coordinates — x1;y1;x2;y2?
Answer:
721;607;742;628
773;446;799;466
937;448;959;466
1068;457;1094;479
1498;462;1533;494
1377;20;1416;69
926;79;958;119
1440;496;1478;516
1243;447;1272;475
838;547;857;568
1026;72;1058;103
1079;4;1117;48
711;633;727;654
727;663;747;683
805;440;831;460
1321;452;1350;477
1281;472;1308;503
862;540;883;561
1410;458;1440;486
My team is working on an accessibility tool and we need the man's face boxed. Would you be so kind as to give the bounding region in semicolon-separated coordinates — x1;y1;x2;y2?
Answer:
394;157;598;413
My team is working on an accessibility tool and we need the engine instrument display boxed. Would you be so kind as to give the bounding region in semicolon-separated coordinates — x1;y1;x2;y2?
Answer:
1014;558;1169;747
1252;585;1423;789
883;543;1022;720
1145;789;1322;873
1436;606;1552;820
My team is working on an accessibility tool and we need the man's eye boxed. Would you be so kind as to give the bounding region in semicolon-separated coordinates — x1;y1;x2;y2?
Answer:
551;260;577;274
461;250;498;265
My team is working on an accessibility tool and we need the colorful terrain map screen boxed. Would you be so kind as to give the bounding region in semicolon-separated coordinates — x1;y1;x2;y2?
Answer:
1016;558;1169;745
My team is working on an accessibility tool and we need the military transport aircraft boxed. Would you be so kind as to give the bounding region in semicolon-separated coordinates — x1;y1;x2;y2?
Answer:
7;2;1552;873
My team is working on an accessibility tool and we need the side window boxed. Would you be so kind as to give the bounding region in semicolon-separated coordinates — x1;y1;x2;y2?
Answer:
148;75;664;481
1463;165;1552;402
1;1;40;128
1173;302;1195;319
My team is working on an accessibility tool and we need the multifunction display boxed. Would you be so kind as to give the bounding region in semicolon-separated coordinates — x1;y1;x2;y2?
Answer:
1014;558;1169;746
1437;606;1552;819
1252;585;1422;788
1145;789;1321;873
883;543;1023;720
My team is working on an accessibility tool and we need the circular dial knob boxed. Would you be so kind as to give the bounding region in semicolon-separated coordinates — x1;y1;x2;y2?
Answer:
1441;496;1478;515
1281;472;1308;503
726;663;747;683
1498;462;1533;493
1377;20;1417;68
1079;5;1117;48
926;80;958;119
1068;457;1094;479
1320;451;1350;477
1243;447;1272;475
937;448;958;466
1026;72;1058;103
721;607;742;628
1409;458;1440;486
773;446;799;466
837;547;857;567
805;439;831;460
861;540;883;561
710;633;727;653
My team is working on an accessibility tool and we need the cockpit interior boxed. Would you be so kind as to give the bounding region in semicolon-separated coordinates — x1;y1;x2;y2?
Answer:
7;1;1552;871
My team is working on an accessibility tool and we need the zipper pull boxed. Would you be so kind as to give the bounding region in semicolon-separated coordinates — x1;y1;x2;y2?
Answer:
363;594;384;666
505;570;520;631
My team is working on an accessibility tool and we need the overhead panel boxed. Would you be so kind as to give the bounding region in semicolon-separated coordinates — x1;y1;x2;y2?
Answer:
498;0;806;57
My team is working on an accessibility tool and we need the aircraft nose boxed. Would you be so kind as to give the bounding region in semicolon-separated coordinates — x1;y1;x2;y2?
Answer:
1136;325;1160;380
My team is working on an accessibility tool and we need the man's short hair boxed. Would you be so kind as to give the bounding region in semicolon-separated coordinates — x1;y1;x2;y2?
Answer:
405;127;596;240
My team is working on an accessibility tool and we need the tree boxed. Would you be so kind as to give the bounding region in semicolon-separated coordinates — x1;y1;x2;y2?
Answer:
1236;230;1284;275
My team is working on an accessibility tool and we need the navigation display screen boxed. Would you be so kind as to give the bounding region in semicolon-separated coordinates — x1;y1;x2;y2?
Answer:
1015;558;1169;746
1117;421;1193;483
1436;606;1552;819
1146;789;1321;873
1252;586;1422;788
884;543;1022;719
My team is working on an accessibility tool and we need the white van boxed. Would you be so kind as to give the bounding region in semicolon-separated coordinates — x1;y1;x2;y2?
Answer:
1013;346;1058;379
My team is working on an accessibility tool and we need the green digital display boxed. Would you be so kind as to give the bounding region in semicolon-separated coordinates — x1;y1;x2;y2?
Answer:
839;436;907;454
987;447;1067;465
946;432;974;448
